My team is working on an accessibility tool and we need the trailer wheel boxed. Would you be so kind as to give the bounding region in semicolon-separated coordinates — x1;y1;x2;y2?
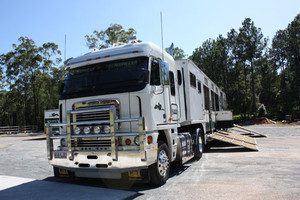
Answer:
194;128;203;160
149;141;170;186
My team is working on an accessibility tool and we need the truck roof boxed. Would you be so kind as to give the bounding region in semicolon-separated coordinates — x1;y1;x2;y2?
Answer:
66;42;174;70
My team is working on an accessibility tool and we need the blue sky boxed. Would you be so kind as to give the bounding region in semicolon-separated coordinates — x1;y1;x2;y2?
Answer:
0;0;299;63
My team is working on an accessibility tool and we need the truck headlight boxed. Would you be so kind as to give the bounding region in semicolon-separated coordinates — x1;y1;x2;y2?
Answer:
104;125;111;134
83;127;91;134
134;136;139;145
60;138;66;147
93;126;101;134
74;127;81;134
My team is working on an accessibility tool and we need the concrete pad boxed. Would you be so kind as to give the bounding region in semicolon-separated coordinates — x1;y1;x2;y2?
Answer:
0;175;136;200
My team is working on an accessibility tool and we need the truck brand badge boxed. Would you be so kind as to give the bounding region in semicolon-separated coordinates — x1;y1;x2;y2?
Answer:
51;113;59;117
154;103;164;110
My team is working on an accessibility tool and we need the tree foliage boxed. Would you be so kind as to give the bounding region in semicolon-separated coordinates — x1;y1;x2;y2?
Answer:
165;46;187;60
191;15;299;119
270;14;300;118
0;37;64;128
85;24;138;49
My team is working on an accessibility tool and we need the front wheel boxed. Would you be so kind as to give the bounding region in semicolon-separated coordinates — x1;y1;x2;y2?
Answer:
149;141;170;186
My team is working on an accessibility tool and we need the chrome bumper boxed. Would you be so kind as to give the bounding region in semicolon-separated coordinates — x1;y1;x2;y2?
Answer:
45;106;157;176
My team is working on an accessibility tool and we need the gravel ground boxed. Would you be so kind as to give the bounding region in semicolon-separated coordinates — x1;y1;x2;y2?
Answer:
0;125;300;200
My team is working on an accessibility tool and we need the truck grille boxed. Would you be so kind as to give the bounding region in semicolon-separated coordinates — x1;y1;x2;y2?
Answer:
76;106;110;122
71;99;120;150
72;99;120;123
72;139;111;151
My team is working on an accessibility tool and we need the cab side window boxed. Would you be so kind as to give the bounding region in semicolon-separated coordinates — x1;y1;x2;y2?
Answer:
150;60;160;85
169;71;175;96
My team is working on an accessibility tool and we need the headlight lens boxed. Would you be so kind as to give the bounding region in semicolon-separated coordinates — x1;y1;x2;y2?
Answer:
103;125;110;133
83;127;91;134
93;126;101;134
60;138;66;147
74;127;81;134
134;136;139;145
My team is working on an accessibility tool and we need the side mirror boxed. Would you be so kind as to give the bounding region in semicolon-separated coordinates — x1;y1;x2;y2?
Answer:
159;61;169;85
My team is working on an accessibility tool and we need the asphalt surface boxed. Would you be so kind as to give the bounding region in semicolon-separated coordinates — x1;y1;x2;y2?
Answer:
0;125;300;200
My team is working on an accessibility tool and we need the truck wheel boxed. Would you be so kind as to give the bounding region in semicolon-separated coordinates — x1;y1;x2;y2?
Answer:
149;141;170;186
194;128;203;160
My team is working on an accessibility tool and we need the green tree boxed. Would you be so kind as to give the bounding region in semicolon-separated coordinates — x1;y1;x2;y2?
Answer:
271;14;300;118
0;36;61;128
236;18;267;115
85;24;138;49
190;35;229;90
165;46;187;60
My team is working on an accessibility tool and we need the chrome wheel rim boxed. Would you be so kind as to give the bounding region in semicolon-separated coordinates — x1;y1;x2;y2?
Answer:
158;149;169;177
198;134;203;153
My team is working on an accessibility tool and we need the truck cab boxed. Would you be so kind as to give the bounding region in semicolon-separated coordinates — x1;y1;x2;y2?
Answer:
46;42;181;185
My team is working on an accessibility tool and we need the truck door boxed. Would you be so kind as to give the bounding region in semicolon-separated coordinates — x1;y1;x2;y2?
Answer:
150;59;173;125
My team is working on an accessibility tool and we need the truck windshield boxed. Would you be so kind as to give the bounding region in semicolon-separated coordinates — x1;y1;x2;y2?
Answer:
60;56;149;99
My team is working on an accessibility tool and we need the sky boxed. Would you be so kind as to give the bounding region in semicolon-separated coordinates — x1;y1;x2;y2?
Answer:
0;0;299;63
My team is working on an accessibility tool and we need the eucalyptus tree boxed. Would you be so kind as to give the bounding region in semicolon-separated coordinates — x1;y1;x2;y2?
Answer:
271;14;300;118
235;18;267;115
0;36;61;127
85;24;138;49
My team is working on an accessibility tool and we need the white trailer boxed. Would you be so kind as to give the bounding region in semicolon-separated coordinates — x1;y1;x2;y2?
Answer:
45;41;233;185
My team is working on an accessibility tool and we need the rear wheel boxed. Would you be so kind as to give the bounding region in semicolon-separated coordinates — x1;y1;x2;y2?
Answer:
149;141;170;186
193;128;203;160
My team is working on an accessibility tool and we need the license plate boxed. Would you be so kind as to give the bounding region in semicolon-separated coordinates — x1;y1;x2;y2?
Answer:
58;168;69;175
54;152;67;159
128;170;142;180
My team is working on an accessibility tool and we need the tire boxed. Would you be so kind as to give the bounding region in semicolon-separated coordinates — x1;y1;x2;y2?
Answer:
149;141;170;186
193;128;203;160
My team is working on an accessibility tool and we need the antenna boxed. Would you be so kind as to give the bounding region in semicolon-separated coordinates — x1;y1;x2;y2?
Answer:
64;34;67;65
160;11;164;61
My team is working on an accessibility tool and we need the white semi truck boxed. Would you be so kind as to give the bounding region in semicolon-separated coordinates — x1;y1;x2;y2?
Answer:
45;41;233;186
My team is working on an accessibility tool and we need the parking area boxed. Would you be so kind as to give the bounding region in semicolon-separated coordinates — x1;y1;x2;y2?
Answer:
0;125;300;199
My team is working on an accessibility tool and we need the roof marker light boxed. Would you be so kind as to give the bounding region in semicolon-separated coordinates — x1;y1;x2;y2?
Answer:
87;59;92;61
95;57;101;60
104;55;110;58
132;51;139;53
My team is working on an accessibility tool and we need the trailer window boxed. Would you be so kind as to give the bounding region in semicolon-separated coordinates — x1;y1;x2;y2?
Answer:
177;70;182;85
215;92;220;111
211;90;216;111
169;71;175;96
197;80;202;93
204;85;210;110
190;72;196;88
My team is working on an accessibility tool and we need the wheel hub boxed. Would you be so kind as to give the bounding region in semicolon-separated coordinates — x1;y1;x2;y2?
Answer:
158;150;169;177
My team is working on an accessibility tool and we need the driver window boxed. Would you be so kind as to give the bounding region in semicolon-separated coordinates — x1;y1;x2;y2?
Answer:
150;60;160;85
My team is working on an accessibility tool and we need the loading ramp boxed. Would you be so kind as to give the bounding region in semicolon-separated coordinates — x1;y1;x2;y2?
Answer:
208;129;258;151
231;124;267;137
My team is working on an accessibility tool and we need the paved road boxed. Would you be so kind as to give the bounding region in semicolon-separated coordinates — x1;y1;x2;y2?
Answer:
1;125;300;199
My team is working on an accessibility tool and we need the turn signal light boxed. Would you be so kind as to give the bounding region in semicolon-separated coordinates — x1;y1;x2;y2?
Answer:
125;139;131;145
147;136;153;144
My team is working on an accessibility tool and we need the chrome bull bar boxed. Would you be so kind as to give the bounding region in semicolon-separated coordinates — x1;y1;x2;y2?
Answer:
45;106;146;162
